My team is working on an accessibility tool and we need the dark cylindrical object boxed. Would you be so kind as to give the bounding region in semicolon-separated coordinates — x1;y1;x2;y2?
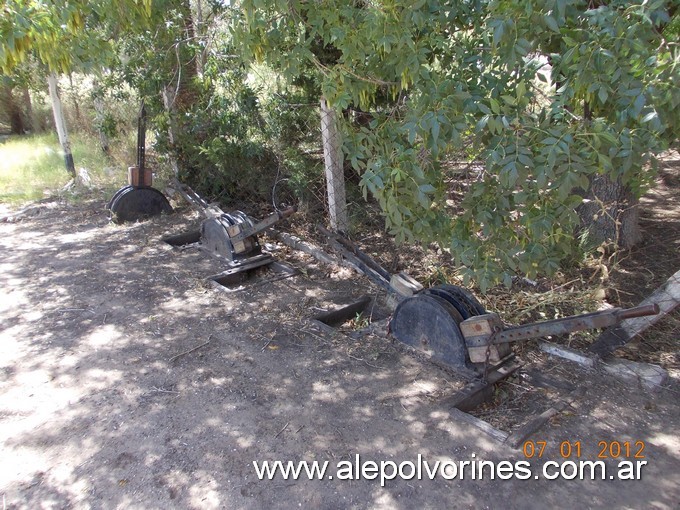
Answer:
137;102;146;184
615;304;659;321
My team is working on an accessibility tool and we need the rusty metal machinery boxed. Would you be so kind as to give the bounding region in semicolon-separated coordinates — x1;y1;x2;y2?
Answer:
461;304;659;364
164;181;296;274
390;286;659;373
199;206;296;265
107;103;173;223
316;229;660;377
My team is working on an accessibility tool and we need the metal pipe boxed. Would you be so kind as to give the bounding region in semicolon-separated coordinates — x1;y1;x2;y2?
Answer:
137;102;146;185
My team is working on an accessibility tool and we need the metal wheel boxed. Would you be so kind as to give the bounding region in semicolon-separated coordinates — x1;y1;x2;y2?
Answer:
391;294;470;369
107;186;173;224
431;284;486;319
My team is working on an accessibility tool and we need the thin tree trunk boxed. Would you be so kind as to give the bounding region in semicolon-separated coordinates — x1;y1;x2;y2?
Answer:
47;73;76;178
320;97;348;232
1;82;25;134
21;87;33;132
193;0;206;76
93;95;110;155
161;0;201;179
577;175;642;249
161;85;180;177
69;74;81;123
175;0;199;111
92;80;110;155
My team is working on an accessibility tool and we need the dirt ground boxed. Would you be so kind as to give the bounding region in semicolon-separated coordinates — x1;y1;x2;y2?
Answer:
0;179;678;508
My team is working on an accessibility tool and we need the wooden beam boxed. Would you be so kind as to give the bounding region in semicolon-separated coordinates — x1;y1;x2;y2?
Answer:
539;341;599;368
505;388;586;448
589;269;680;357
318;225;393;292
443;359;522;412
448;408;509;443
271;230;342;268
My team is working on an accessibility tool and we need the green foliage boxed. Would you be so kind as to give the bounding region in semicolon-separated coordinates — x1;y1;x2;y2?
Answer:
0;133;121;204
235;0;680;291
0;134;68;203
0;0;152;73
262;94;318;148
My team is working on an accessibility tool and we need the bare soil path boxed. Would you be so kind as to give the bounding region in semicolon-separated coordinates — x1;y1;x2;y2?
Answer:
0;195;678;509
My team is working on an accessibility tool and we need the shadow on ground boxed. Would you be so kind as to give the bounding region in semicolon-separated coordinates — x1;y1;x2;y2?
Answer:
0;198;678;509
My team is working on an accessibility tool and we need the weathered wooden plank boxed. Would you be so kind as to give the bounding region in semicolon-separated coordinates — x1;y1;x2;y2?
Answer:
506;405;565;448
589;269;680;357
506;388;586;448
390;272;424;297
271;230;343;267
448;407;509;443
539;341;599;368
443;359;522;412
601;358;668;390
326;231;392;281
324;236;393;292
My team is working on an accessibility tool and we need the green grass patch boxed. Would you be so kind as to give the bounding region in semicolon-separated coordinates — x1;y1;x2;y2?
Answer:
0;133;128;205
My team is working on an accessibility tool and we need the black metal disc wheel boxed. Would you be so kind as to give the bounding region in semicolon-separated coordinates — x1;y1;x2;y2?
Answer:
390;294;470;370
107;186;173;224
430;284;486;319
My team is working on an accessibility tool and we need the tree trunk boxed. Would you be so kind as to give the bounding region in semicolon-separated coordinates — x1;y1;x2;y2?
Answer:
69;74;81;124
577;174;642;249
1;82;25;134
161;84;180;177
21;87;33;132
320;97;348;232
93;95;110;155
47;73;76;178
161;0;200;179
192;0;207;76
92;80;110;155
172;0;199;112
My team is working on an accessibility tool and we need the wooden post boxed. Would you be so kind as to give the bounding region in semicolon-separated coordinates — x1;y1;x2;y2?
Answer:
47;73;76;178
320;97;348;232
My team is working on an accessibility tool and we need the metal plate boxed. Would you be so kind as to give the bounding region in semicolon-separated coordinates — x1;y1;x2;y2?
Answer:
107;186;173;223
200;214;262;262
431;284;486;318
390;294;469;370
201;217;235;259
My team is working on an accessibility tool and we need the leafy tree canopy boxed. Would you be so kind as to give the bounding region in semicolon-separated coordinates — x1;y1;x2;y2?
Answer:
235;0;679;290
0;0;152;73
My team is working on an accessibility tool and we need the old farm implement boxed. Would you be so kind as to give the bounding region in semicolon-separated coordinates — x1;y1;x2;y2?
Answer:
164;184;297;285
107;103;173;223
390;289;659;374
319;229;660;407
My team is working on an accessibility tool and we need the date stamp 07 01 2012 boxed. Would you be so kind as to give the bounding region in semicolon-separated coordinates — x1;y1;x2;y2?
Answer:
522;440;646;460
